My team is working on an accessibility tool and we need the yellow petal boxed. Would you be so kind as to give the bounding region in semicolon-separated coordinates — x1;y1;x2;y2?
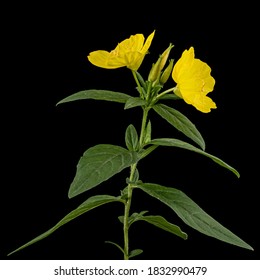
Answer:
141;30;155;54
193;94;217;113
88;31;155;70
172;46;216;113
118;34;145;52
172;47;194;82
178;88;216;113
123;51;145;71
88;50;125;69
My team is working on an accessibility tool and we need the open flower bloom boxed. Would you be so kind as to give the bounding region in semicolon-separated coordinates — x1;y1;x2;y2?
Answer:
87;31;155;71
172;47;216;113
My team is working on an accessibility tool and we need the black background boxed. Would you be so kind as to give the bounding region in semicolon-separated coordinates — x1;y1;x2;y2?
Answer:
2;3;259;260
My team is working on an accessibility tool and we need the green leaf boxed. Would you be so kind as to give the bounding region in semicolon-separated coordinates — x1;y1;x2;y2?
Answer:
125;168;140;185
138;183;253;250
153;103;205;150
118;210;149;226
56;89;131;105
105;241;125;255
124;97;147;109
138;145;158;160
134;71;147;89
159;93;181;100
143;120;152;145
125;124;139;151
132;168;140;183
150;138;240;178
8;195;123;256
120;211;187;239
69;144;138;198
129;249;143;259
138;215;188;240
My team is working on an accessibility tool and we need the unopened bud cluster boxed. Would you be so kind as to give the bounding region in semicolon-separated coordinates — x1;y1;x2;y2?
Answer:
148;43;174;85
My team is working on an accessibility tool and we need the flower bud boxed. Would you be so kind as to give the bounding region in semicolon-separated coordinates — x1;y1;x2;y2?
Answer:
148;56;162;82
159;43;174;72
160;59;174;84
148;43;174;82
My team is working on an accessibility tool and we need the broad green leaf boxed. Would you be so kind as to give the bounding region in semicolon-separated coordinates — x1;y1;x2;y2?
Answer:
8;195;123;256
153;103;205;150
138;183;253;250
69;144;138;198
125;124;139;151
56;89;131;105
124;97;147;109
137;215;188;240
150;138;240;178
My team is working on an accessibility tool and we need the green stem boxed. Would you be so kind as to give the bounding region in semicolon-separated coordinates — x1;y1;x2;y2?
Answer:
155;86;176;100
132;70;142;95
123;105;150;260
123;163;136;260
139;107;149;148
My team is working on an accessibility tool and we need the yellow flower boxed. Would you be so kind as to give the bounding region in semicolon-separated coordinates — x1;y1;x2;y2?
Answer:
172;47;216;113
87;31;155;71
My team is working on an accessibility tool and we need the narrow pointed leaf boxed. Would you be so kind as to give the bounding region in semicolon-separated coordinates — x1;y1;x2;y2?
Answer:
124;97;147;109
138;183;253;250
69;144;138;198
56;90;131;105
153;103;205;150
134;71;147;89
138;215;188;240
8;195;123;256
143;120;152;145
105;241;125;255
138;145;158;160
159;93;181;100
118;210;149;226
150;138;240;177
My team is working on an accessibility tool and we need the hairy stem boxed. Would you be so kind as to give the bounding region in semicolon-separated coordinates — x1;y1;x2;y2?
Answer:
139;107;149;148
123;106;149;260
123;163;136;260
